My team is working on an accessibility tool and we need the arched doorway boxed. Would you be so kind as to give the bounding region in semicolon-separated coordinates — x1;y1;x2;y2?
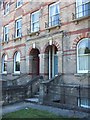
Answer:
45;45;58;79
30;48;40;78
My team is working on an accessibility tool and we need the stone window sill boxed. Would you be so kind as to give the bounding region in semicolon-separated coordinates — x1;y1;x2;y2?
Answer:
72;15;90;24
46;24;61;32
14;36;22;41
12;73;20;76
2;41;8;45
1;73;7;75
28;31;40;36
74;73;90;77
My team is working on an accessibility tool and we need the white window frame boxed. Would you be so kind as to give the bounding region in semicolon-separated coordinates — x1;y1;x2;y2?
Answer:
4;3;10;15
15;19;22;38
14;52;20;74
2;54;7;74
4;25;9;42
77;38;90;73
31;10;40;33
49;2;60;27
16;0;23;8
76;0;90;18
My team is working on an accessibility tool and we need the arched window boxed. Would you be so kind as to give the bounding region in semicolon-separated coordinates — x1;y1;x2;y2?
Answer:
14;52;20;73
77;38;90;73
2;54;7;73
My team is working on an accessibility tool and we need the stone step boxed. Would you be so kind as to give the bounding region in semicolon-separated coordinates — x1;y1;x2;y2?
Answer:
36;92;39;95
25;98;39;103
34;94;39;98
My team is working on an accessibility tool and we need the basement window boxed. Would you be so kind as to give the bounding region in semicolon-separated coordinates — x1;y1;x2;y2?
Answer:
78;98;90;108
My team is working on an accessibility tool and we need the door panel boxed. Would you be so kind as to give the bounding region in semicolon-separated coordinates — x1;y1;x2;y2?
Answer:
54;55;58;76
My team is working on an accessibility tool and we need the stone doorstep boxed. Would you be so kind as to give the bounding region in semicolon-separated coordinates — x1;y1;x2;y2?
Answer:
34;94;39;98
25;98;39;103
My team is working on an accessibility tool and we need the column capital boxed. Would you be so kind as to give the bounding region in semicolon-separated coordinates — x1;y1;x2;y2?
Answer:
39;54;48;59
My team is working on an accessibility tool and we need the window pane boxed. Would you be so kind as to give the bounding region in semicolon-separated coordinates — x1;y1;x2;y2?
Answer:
88;55;90;70
16;0;23;7
5;27;7;33
76;0;82;6
81;99;90;108
17;29;21;37
14;52;20;72
4;3;9;14
15;61;20;71
2;55;7;72
49;3;60;26
4;63;7;71
78;39;90;54
33;22;39;32
5;34;8;41
78;5;83;17
32;14;34;22
34;13;39;22
32;12;39;23
78;38;90;72
76;0;90;18
84;2;90;16
16;19;22;37
31;11;39;32
17;20;21;28
79;55;88;70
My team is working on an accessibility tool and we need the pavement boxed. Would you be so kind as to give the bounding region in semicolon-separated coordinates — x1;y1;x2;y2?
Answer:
2;102;90;119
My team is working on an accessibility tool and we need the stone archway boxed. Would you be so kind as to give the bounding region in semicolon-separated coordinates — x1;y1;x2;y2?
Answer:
45;45;58;79
30;48;40;78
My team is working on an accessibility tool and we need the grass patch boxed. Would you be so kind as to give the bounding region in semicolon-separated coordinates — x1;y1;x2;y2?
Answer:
2;107;79;119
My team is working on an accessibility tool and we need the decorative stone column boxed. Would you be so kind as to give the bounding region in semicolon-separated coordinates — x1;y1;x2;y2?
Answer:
57;51;63;74
39;54;48;78
7;59;13;74
26;56;30;74
26;55;33;75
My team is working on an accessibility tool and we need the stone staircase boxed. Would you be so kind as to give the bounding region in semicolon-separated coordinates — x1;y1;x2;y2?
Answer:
2;76;43;105
25;91;39;104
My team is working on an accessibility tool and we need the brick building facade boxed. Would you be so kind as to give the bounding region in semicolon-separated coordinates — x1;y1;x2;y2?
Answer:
0;0;90;108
